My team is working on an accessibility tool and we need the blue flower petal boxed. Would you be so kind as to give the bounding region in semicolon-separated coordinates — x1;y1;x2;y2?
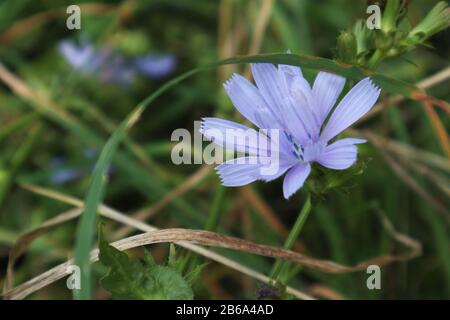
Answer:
320;78;380;142
224;73;275;129
282;163;311;199
216;156;296;187
315;138;366;170
312;71;346;125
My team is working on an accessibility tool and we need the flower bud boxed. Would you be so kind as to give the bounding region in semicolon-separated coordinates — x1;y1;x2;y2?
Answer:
408;1;450;44
337;31;357;63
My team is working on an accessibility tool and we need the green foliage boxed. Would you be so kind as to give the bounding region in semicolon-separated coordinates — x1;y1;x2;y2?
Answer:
98;235;194;300
352;19;377;62
338;1;450;67
0;0;448;300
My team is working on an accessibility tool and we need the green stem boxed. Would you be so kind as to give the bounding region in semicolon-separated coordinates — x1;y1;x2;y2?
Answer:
270;193;312;282
367;49;383;68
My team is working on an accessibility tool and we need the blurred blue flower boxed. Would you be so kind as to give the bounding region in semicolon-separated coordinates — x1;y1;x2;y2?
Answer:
50;168;82;185
48;149;113;185
58;40;102;72
58;39;176;85
132;54;176;79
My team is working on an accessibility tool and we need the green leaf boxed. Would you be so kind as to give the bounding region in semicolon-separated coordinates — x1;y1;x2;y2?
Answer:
353;19;375;58
408;1;450;42
98;235;193;300
98;238;147;299
142;265;194;300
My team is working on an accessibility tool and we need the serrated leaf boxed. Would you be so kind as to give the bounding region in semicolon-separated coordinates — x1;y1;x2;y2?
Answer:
98;235;193;300
143;265;193;300
98;233;148;299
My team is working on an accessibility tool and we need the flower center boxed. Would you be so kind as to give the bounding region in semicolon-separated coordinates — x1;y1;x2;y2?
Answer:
285;131;325;163
302;140;326;162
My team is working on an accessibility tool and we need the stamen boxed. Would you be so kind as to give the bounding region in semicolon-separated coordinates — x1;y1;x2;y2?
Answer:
284;131;303;160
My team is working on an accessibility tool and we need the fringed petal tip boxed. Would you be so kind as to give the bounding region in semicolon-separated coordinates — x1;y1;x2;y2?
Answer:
320;76;381;142
365;77;382;95
223;73;241;88
198;119;210;137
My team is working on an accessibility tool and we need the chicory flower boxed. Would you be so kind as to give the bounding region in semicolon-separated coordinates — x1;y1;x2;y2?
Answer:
200;63;380;199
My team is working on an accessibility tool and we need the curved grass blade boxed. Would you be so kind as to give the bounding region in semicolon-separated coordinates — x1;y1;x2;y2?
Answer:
218;53;420;98
74;69;201;299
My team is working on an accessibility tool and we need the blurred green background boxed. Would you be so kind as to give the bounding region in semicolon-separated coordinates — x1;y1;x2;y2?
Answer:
0;0;448;299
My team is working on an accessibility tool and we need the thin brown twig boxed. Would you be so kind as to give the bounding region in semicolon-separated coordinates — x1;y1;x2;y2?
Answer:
308;285;345;300
402;160;450;197
4;223;421;300
421;99;450;159
3;208;82;292
415;95;450;115
350;129;450;173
